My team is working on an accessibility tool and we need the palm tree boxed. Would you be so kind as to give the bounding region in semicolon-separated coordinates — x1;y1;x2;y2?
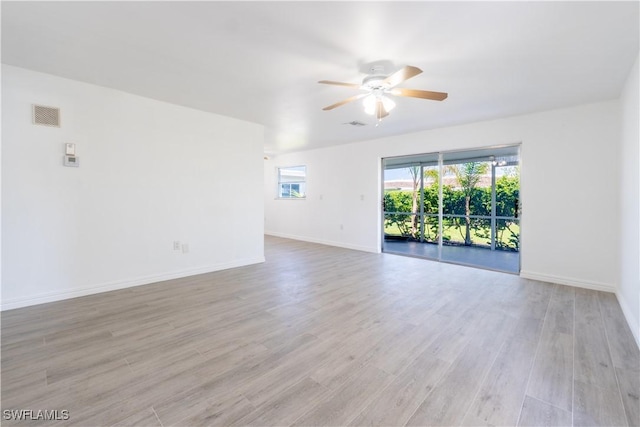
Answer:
447;162;489;245
408;166;421;237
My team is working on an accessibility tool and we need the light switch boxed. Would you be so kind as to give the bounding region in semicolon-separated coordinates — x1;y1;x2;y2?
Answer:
65;143;76;155
63;155;79;167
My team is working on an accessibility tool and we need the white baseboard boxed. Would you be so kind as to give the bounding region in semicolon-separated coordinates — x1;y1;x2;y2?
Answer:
615;290;640;349
0;256;265;311
519;270;616;293
265;231;380;254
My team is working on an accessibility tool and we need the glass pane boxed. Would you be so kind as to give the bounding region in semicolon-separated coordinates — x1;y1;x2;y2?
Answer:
278;182;306;198
496;219;520;252
442;215;491;247
422;165;439;214
383;166;420;205
495;165;520;218
384;213;416;239
383;189;413;213
421;215;440;243
442;161;491;216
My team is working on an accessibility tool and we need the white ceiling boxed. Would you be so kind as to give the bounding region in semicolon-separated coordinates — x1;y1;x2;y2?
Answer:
2;1;638;154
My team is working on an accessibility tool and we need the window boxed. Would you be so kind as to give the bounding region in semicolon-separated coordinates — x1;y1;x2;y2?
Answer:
278;165;306;199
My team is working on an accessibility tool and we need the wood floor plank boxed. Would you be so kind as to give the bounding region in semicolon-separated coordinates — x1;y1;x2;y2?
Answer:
58;351;220;426
598;292;640;371
528;332;574;412
168;394;255;427
55;334;272;426
126;347;203;375
309;320;410;390
544;284;575;335
256;300;355;349
461;316;544;426
422;304;488;363
368;313;451;375
1;336;45;362
574;288;618;390
573;380;628;426
233;378;331;426
616;367;640;427
517;396;572;427
240;336;337;408
46;356;130;387
356;321;419;374
0;370;48;409
518;280;556;320
349;352;450;426
152;333;318;426
527;284;575;412
405;343;493;426
396;292;451;325
406;311;515;426
291;364;394;426
110;407;162;427
2;236;638;427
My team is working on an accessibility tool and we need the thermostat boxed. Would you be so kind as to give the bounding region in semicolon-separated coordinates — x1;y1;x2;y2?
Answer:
64;155;79;167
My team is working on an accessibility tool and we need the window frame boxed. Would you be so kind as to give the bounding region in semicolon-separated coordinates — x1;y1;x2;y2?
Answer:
276;165;307;200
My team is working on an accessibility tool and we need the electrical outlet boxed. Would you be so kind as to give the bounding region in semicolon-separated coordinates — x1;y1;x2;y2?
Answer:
182;243;189;254
173;241;181;250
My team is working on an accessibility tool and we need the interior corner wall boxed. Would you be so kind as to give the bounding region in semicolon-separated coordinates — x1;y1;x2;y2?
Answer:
1;65;265;310
618;52;640;347
265;100;621;294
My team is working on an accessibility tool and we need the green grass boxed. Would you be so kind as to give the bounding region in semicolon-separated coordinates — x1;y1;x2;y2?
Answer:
384;219;519;249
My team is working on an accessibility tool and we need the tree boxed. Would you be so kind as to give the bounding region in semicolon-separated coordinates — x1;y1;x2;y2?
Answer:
446;162;489;245
408;166;421;236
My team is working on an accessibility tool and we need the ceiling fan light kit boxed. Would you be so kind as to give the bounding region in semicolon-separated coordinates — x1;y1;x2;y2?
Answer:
319;64;448;122
363;93;395;116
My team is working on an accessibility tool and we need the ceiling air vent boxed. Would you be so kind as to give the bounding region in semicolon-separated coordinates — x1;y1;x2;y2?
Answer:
343;121;367;127
32;104;60;127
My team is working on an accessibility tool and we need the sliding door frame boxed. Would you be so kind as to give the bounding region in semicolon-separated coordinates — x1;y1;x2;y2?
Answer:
381;143;522;273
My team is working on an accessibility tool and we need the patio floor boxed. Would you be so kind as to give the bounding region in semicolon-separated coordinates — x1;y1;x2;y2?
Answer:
383;240;520;273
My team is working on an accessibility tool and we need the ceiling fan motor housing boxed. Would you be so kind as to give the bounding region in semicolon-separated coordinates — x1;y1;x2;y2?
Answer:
362;75;390;91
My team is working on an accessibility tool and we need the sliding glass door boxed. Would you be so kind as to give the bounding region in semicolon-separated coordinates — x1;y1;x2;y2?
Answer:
382;145;520;273
383;154;440;259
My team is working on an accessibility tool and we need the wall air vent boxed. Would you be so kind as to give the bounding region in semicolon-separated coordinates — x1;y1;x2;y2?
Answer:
343;121;367;127
32;105;60;127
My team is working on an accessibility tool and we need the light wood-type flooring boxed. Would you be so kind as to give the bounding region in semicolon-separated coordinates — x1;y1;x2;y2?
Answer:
2;236;639;426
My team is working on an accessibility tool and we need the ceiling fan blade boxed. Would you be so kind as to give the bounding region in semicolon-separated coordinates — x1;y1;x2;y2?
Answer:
375;99;389;119
391;88;448;101
318;80;361;89
382;65;423;88
322;93;367;111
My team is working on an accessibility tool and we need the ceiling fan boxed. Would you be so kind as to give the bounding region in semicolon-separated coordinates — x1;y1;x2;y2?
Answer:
319;65;447;121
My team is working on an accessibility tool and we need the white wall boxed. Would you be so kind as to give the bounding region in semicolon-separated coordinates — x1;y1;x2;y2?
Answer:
265;100;621;293
618;53;640;346
2;65;265;310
